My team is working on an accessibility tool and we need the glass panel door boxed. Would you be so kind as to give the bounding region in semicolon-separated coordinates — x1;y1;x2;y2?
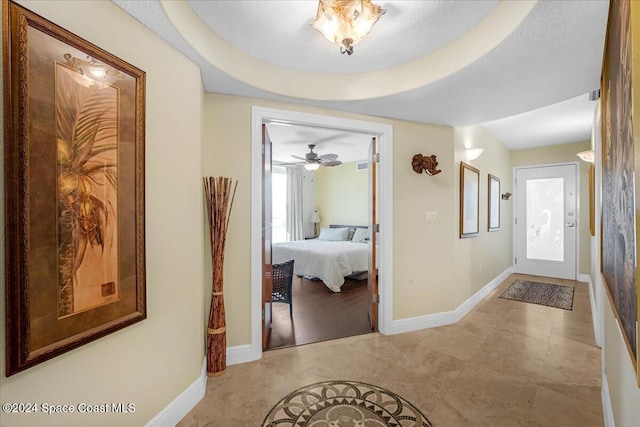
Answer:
526;178;564;262
515;164;577;280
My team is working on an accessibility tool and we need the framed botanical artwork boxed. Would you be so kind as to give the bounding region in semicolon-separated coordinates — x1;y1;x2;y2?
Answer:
459;162;479;238
488;174;500;231
4;1;146;376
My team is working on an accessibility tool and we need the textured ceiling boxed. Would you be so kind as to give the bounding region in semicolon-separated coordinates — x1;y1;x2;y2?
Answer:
114;0;609;151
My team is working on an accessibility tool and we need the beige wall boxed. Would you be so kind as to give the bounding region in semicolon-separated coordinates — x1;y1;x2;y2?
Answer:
391;119;457;317
315;161;368;228
603;290;640;425
0;2;205;426
453;126;514;305
511;140;592;275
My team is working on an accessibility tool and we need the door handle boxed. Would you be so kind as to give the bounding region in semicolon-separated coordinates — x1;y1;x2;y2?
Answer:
565;222;575;227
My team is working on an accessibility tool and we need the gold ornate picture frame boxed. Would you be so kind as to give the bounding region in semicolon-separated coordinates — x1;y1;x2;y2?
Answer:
460;162;479;238
488;174;500;232
3;1;146;376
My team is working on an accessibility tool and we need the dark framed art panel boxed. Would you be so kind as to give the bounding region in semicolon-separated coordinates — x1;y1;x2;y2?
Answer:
4;1;146;376
488;174;500;231
600;0;639;383
459;162;479;238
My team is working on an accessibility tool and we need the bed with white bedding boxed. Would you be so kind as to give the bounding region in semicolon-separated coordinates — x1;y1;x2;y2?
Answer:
272;226;369;292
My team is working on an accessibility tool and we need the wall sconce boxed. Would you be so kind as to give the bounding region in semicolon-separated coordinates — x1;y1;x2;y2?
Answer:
466;148;484;161
411;154;441;176
576;150;595;163
501;192;512;200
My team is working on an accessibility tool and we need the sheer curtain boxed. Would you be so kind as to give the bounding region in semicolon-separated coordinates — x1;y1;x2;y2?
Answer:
286;167;304;241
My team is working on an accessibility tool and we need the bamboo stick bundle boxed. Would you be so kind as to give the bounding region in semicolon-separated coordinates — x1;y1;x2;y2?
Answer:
203;176;237;377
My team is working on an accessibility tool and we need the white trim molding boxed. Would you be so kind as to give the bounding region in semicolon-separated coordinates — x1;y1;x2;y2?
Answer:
145;359;206;427
227;344;258;366
578;273;601;348
390;267;512;335
601;372;615;427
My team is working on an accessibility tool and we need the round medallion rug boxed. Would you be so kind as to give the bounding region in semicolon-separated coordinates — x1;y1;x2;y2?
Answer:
262;380;432;427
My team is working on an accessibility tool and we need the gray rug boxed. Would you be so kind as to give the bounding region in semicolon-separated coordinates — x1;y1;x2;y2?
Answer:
500;279;574;310
262;380;432;427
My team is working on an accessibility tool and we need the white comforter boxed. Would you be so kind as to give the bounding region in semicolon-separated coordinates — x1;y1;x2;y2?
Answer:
272;239;368;292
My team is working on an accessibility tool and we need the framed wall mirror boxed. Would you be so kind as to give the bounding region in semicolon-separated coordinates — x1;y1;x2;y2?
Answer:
488;174;501;231
460;162;480;238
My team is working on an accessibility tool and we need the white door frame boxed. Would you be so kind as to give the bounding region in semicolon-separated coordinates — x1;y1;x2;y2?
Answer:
249;106;394;362
512;162;581;280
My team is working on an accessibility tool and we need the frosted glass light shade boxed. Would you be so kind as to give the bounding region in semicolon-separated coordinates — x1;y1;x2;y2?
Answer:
576;150;594;163
466;148;484;161
310;0;385;55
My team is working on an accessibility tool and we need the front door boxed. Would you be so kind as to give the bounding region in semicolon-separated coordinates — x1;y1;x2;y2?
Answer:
514;164;578;280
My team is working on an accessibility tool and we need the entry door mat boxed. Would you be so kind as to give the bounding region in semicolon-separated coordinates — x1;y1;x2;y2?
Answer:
500;279;575;310
262;380;432;427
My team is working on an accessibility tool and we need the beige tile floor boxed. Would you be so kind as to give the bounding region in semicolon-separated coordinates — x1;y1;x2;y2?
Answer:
178;274;603;426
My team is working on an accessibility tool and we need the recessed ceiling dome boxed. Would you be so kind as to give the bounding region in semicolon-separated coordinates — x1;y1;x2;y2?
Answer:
156;0;536;101
188;0;500;74
115;0;609;149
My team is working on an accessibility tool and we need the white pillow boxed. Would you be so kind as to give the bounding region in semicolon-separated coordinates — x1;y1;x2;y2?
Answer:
318;227;350;241
351;227;369;243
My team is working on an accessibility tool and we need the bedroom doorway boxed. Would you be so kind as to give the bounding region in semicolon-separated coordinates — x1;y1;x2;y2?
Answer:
252;107;393;354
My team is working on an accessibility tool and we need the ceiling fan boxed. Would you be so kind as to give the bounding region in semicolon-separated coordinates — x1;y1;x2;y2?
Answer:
291;144;342;170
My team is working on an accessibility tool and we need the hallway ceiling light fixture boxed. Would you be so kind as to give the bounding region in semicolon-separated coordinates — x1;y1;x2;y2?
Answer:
310;0;386;56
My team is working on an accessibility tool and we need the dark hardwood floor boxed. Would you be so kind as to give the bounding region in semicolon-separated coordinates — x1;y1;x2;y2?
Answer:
266;275;372;350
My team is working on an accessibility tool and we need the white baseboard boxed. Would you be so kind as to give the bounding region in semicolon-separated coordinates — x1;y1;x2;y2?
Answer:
390;309;457;335
455;267;512;321
577;273;591;283
146;345;260;426
389;267;512;335
579;273;601;348
227;344;260;366
145;359;206;427
601;372;615;427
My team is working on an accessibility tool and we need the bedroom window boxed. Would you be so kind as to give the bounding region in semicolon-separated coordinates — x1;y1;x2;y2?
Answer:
272;166;287;243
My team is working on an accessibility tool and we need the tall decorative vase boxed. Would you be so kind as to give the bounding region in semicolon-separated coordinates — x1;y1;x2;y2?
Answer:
203;176;237;377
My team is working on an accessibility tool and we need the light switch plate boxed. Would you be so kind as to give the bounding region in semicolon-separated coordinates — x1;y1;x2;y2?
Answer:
424;211;437;223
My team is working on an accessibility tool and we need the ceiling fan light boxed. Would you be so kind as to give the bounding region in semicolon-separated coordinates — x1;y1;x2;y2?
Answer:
310;0;385;55
304;163;320;171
